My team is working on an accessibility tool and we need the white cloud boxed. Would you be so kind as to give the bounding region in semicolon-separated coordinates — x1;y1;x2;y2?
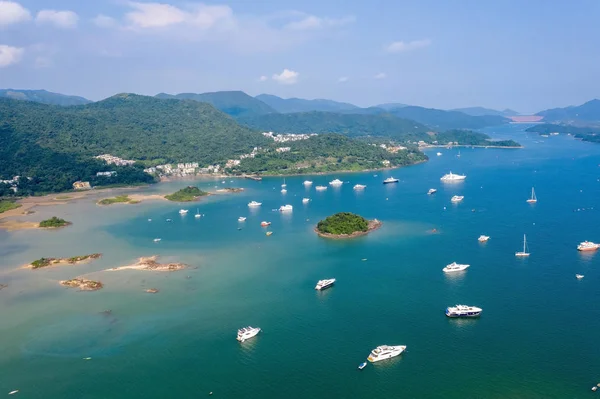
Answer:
258;75;269;82
0;44;24;67
93;14;118;29
284;15;355;31
374;72;387;79
36;10;79;29
34;56;52;69
0;1;31;26
272;69;299;85
338;76;349;83
386;39;431;53
125;2;233;29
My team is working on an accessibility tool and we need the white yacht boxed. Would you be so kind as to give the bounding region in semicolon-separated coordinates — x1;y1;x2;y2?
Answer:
153;238;161;242
478;235;490;242
329;179;343;186
428;188;437;195
236;326;261;342
316;185;328;191
443;262;470;273
526;187;537;203
445;305;482;318
440;172;466;182
383;177;399;184
515;234;530;257
353;184;367;190
248;201;262;207
303;180;313;186
436;152;442;156
238;217;247;222
367;345;407;363
451;195;464;203
281;188;287;194
302;198;310;204
279;205;293;212
577;241;599;251
179;209;188;215
576;274;585;279
315;278;336;290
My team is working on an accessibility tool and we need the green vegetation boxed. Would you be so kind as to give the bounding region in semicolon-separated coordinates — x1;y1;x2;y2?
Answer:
387;106;509;130
31;258;54;269
157;91;277;117
238;111;429;139
536;99;600;123
30;253;101;269
526;124;600;144
451;107;518;117
317;212;369;235
39;216;71;228
61;278;103;290
428;130;521;147
232;134;427;175
165;186;209;202
98;195;136;205
255;94;360;113
0;200;21;214
0;89;91;106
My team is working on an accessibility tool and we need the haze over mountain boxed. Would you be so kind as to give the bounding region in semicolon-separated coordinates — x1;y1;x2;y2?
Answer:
536;99;600;124
451;107;519;117
156;91;276;118
0;89;91;106
255;94;360;114
385;106;509;131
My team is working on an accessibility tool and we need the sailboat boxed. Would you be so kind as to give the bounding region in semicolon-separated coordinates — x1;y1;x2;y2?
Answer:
515;234;530;257
281;178;286;188
526;187;537;203
195;208;201;218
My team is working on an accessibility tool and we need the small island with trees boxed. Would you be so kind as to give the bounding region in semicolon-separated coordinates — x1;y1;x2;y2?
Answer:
39;216;71;228
98;195;140;205
60;278;103;291
315;212;382;238
29;253;102;269
165;186;209;202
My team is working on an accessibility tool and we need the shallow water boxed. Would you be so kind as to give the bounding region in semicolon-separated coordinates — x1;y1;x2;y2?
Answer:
1;125;600;398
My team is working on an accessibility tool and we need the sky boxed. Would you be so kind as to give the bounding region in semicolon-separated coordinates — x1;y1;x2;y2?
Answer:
0;0;599;113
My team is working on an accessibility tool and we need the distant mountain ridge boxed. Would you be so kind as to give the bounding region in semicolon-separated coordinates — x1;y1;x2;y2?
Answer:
385;106;509;130
0;89;91;106
451;106;519;117
256;94;360;113
536;99;600;124
155;91;277;117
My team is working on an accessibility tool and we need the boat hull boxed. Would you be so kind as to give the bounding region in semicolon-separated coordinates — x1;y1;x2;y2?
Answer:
315;282;334;290
367;347;406;363
383;180;399;184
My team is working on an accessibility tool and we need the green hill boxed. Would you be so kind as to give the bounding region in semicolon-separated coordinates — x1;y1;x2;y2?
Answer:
526;123;600;144
238;111;430;140
451;107;519;117
255;94;360;113
536;99;600;124
0;89;91;106
156;91;277;117
387;106;509;130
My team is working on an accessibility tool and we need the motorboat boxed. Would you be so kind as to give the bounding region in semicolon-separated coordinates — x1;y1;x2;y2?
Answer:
443;262;470;273
302;198;310;204
303;180;313;186
248;201;262;207
179;209;188;215
576;274;584;279
329;179;343;186
478;235;490;242
279;205;293;212
236;326;261;342
238;217;247;222
358;362;367;370
428;188;437;195
577;241;599;251
260;221;271;227
281;188;287;194
451;195;464;203
440;172;466;182
383;177;399;184
315;278;335;290
445;305;482;318
353;184;367;190
316;186;327;191
367;345;406;362
153;238;161;242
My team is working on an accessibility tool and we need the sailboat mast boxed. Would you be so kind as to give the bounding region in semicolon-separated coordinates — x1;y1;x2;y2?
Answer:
523;234;526;253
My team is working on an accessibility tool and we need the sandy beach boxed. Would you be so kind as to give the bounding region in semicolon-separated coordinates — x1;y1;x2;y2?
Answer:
106;255;187;272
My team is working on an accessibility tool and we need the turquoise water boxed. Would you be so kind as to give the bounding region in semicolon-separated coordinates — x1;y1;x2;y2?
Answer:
1;125;600;398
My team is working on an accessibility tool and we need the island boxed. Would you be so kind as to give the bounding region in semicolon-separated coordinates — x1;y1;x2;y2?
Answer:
108;255;187;272
526;124;600;144
98;195;140;205
145;288;159;294
60;278;104;291
315;212;382;238
165;186;209;202
0;200;21;214
39;216;71;228
29;254;102;269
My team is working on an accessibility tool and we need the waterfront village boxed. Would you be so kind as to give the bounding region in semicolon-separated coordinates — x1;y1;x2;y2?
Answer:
65;132;415;190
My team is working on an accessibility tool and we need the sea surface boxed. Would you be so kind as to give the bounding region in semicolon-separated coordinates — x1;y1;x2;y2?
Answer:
1;124;600;398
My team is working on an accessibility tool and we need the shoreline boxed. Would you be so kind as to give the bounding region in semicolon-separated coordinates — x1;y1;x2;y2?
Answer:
420;144;523;149
315;219;383;239
106;255;187;272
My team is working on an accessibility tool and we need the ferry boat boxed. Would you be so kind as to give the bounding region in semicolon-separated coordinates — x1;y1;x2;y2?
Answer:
440;172;466;182
260;221;271;227
238;217;247;222
302;198;310;204
315;278;336;290
445;305;482;318
526;187;537;203
451;195;464;203
179;209;188;215
279;205;293;212
353;184;367;190
576;274;585;279
329;179;343;186
367;345;406;363
443;262;470;273
428;188;437;195
358;362;367;370
248;201;262;207
236;326;261;342
577;241;600;251
316;185;328;191
153;238;161;242
478;235;490;242
303;180;313;186
515;234;530;257
383;177;399;184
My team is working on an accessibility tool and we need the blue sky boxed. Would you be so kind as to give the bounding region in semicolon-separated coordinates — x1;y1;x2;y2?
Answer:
0;0;599;113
